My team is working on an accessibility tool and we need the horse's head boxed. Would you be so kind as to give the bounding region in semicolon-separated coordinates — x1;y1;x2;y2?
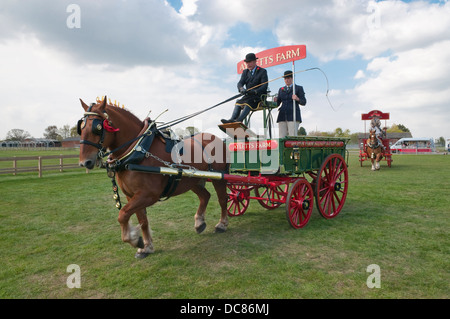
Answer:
368;129;377;143
78;96;119;169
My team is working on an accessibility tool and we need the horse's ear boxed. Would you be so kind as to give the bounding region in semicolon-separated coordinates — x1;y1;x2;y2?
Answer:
80;99;89;111
99;95;107;112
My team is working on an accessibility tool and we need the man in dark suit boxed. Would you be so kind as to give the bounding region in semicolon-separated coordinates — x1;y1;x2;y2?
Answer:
221;53;268;124
275;70;307;137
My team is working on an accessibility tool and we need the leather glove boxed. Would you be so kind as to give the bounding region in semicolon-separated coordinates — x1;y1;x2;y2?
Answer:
239;87;247;94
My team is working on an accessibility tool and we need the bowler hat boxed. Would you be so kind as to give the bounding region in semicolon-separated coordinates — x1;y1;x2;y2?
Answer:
283;70;293;78
244;53;258;62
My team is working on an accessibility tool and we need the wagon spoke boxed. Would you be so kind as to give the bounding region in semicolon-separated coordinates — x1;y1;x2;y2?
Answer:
324;190;332;216
333;191;342;207
333;161;343;180
330;192;338;216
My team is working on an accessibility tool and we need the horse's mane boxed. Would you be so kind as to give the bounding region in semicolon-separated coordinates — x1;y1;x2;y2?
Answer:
106;104;143;125
97;97;143;127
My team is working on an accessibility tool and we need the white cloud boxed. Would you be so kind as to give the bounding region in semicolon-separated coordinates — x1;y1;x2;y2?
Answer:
180;0;199;17
0;32;235;139
349;39;450;137
354;70;365;79
0;0;199;67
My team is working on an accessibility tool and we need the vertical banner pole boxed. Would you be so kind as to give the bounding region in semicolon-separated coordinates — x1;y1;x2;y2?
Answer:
292;61;297;136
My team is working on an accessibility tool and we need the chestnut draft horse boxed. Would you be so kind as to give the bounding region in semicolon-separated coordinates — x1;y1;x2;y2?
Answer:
366;129;383;171
78;97;229;258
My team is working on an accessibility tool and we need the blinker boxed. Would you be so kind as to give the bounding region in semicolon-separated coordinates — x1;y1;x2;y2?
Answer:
77;118;103;136
91;119;104;136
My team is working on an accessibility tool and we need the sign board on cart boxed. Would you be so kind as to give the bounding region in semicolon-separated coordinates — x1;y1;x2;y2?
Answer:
361;110;390;121
237;45;307;74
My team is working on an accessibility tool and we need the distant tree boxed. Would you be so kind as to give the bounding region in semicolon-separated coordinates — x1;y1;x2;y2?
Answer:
308;130;323;136
387;124;402;133
388;123;410;133
334;127;351;137
397;124;410;133
309;130;332;137
44;125;62;140
308;128;356;140
298;127;307;136
349;133;359;144
6;129;31;141
436;137;445;146
70;125;79;137
58;125;71;140
334;127;344;137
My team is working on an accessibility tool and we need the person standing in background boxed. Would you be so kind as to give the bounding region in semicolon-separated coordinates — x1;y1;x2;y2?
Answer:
275;70;307;138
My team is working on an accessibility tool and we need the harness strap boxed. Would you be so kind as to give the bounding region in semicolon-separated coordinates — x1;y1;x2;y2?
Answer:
159;168;183;201
80;139;103;150
105;118;153;160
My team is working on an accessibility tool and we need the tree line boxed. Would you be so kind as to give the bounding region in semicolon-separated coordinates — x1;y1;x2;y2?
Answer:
2;123;446;147
3;124;78;142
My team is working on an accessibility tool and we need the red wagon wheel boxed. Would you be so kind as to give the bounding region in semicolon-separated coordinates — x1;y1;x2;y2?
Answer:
385;148;392;168
226;185;251;217
315;154;349;219
359;150;365;167
285;179;313;229
254;184;288;210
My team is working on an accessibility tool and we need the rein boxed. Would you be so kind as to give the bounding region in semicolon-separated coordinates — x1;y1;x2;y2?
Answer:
158;67;335;130
103;123;154;160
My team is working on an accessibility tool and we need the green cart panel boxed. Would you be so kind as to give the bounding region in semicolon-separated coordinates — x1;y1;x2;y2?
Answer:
227;136;349;175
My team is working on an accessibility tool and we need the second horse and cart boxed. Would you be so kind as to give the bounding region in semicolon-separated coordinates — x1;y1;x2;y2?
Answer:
359;109;393;170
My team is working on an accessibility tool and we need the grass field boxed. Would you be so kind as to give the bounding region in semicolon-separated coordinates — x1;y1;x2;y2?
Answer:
0;150;448;299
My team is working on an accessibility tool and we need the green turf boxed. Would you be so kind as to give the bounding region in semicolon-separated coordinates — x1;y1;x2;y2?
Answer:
0;151;448;299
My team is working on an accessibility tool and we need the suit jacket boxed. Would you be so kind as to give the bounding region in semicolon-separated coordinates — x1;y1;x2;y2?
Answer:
236;67;268;109
276;84;306;123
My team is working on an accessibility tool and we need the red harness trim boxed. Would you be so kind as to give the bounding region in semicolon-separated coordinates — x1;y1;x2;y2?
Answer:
103;120;120;132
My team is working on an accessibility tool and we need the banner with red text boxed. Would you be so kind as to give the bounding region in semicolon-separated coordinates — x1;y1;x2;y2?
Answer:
237;45;307;74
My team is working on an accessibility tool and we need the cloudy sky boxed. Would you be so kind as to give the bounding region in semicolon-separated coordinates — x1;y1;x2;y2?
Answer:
1;0;449;141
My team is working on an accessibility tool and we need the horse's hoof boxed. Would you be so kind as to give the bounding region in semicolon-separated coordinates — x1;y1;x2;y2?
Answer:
137;236;145;249
135;252;151;259
195;222;207;234
214;226;227;233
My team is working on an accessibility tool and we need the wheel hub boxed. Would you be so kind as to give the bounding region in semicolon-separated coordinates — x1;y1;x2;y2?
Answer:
334;182;342;191
302;199;310;210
